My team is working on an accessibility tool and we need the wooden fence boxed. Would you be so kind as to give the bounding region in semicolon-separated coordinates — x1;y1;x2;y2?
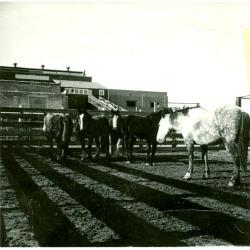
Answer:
0;107;222;150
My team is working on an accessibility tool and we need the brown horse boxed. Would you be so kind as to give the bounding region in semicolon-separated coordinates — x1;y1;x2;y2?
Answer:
121;109;170;166
43;113;73;161
76;109;110;162
109;109;125;157
157;105;250;187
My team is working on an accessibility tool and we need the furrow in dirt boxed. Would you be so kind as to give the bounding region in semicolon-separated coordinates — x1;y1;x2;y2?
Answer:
2;150;92;247
183;196;250;222
13;155;120;245
42;158;199;232
63;156;250;245
83;162;250;223
20;152;197;246
181;234;232;246
30;152;236;245
0;160;39;247
107;160;250;209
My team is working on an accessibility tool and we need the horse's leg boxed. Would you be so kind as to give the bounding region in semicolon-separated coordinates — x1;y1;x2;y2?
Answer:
56;138;62;161
79;134;86;160
151;142;157;166
87;137;93;160
225;142;241;187
116;138;123;157
183;142;194;180
94;137;100;160
109;132;116;156
47;135;54;159
124;135;130;163
201;145;210;179
129;136;136;163
145;141;151;166
109;134;113;155
104;135;110;163
62;140;70;160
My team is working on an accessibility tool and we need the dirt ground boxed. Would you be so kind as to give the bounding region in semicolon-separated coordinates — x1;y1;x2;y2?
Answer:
1;146;250;247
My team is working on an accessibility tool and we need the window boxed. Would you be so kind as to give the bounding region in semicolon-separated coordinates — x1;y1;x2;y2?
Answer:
29;97;46;108
151;102;160;108
126;101;136;107
75;89;79;94
70;88;74;94
83;89;88;95
65;88;69;94
79;89;83;94
99;89;105;96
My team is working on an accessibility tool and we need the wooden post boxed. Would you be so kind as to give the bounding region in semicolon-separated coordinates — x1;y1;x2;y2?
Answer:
29;118;31;142
235;97;241;107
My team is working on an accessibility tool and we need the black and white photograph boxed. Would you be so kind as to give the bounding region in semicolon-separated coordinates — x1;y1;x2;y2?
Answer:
0;0;250;247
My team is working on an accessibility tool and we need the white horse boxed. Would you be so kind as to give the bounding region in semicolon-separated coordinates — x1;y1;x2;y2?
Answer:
157;105;250;187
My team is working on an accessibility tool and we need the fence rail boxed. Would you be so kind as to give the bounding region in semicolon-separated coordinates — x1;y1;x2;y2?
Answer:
0;107;223;150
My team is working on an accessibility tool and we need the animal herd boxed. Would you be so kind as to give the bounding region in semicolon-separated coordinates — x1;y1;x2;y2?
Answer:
43;105;250;187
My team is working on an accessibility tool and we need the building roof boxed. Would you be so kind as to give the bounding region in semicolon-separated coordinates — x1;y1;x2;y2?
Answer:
59;80;107;89
0;66;92;82
0;65;85;75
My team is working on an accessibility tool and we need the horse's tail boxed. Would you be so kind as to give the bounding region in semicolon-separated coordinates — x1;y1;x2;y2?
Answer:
62;115;73;143
238;111;250;171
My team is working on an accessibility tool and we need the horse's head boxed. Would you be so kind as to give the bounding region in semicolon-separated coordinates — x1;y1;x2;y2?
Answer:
110;109;120;130
43;113;53;132
77;109;90;131
157;113;173;143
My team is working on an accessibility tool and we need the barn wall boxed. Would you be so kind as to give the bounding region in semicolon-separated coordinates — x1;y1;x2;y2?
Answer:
0;80;63;109
108;89;168;112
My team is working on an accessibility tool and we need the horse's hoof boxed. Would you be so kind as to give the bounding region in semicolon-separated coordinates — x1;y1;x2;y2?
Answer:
183;172;192;180
145;163;149;166
126;161;131;164
81;155;86;161
228;177;241;187
203;173;210;179
152;162;156;166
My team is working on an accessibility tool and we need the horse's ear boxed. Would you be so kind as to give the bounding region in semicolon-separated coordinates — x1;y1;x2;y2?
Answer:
182;105;187;110
162;107;173;115
78;108;87;114
43;112;46;116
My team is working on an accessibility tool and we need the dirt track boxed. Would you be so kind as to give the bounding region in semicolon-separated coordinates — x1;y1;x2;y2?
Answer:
1;146;250;246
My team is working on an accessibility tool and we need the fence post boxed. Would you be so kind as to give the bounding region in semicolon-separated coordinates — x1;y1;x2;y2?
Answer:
235;97;241;107
29;118;31;142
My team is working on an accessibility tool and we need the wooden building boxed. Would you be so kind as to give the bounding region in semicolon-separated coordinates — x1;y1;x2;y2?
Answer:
0;64;168;111
0;65;95;109
108;89;168;112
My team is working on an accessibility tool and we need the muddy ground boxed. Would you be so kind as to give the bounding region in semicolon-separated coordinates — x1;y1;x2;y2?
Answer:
1;145;250;247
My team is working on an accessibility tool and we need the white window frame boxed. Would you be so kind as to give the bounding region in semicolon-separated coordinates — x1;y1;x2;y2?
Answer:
99;89;105;96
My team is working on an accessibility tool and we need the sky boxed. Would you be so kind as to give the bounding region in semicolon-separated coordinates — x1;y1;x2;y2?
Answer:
1;1;250;109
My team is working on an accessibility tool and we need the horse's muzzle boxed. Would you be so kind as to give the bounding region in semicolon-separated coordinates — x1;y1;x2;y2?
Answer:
157;138;164;143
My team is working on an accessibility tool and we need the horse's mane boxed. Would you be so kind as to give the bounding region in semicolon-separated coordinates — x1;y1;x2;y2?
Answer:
169;106;200;122
77;109;92;119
